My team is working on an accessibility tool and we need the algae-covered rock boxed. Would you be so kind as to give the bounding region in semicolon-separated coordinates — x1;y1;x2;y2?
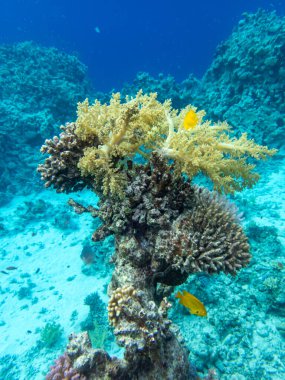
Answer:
0;41;91;194
199;10;285;148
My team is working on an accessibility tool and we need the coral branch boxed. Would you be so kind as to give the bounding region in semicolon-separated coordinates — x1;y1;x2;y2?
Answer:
38;91;276;379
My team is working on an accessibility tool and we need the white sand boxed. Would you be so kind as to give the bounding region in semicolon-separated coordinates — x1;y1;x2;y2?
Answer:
0;159;284;379
0;190;111;378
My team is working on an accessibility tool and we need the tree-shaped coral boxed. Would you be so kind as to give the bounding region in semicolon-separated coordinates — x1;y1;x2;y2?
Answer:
38;92;275;379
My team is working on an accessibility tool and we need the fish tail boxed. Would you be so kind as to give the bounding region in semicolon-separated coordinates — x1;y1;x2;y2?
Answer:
175;291;182;299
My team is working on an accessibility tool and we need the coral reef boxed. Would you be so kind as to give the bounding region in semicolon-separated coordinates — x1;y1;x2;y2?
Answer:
120;71;201;109
39;92;274;198
39;91;274;379
0;41;91;195
112;10;285;152
38;122;97;193
2;9;284;201
199;10;285;148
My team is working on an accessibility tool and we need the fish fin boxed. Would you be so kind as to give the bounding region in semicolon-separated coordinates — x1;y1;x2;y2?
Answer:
175;291;182;299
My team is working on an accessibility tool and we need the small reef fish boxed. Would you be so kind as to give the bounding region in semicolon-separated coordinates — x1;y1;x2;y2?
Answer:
176;290;207;317
1;270;8;275
183;109;199;130
6;266;17;270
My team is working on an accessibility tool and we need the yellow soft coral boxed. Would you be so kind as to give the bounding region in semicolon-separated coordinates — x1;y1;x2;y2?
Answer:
74;91;276;197
159;113;276;193
76;91;171;196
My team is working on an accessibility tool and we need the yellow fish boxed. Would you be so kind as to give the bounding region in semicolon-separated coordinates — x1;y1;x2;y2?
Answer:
183;109;199;130
176;290;207;317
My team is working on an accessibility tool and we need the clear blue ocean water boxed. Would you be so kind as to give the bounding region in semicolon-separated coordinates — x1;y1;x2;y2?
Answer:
1;0;284;90
0;1;284;379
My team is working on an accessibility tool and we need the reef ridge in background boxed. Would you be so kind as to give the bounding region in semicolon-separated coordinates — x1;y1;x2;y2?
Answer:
0;41;90;197
1;10;284;200
0;9;284;380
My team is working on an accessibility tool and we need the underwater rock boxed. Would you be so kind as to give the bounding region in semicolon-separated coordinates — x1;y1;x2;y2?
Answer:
80;243;97;265
246;223;283;258
0;41;91;195
199;10;285;148
114;10;285;152
119;71;201;109
276;321;285;339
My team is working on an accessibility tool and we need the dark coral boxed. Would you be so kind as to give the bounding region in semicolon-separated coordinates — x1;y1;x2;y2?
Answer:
65;332;127;380
68;152;194;244
83;292;108;330
43;142;251;379
158;187;250;277
62;330;191;380
38;123;97;193
64;154;250;379
70;154;250;283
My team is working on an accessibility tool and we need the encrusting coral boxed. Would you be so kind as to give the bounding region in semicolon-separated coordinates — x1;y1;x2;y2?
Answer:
39;91;275;379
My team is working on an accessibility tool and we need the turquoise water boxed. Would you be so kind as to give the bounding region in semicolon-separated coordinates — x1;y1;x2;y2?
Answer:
0;5;284;380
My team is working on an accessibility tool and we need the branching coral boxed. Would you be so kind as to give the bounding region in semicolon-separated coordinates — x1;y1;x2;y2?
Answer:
38;123;97;193
39;91;275;379
76;92;275;195
39;91;275;198
75;92;170;196
159;115;274;193
157;186;250;277
70;155;249;280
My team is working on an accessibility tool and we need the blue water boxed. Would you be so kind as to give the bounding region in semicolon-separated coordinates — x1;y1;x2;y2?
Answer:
0;1;285;379
1;0;284;90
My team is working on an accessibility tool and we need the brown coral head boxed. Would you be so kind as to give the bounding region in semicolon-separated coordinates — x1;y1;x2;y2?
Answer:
38;122;97;193
108;285;172;354
149;185;251;288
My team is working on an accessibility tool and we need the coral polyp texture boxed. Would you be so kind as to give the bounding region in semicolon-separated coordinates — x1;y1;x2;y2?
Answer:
38;122;97;193
46;352;86;380
198;10;285;147
39;91;274;197
0;41;90;195
38;92;275;379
